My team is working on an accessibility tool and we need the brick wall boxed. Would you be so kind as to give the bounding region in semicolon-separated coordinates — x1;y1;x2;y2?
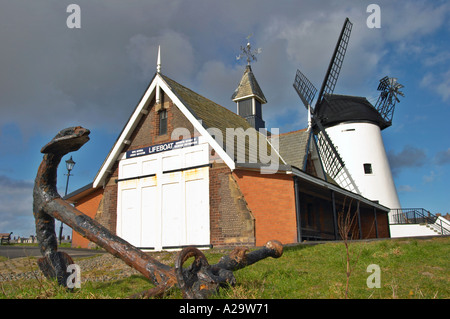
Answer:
72;188;104;248
95;165;118;234
124;92;195;153
233;169;298;246
209;163;255;247
376;210;390;238
360;206;378;239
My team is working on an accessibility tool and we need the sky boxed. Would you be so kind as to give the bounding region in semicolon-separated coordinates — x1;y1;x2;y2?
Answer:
0;0;449;238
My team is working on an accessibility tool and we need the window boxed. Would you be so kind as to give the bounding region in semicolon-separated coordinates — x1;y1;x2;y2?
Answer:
255;100;262;118
159;110;167;135
363;163;373;174
238;99;252;117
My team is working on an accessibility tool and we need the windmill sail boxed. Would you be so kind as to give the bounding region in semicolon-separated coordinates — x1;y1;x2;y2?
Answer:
315;122;359;193
293;69;317;113
316;18;353;106
292;18;360;194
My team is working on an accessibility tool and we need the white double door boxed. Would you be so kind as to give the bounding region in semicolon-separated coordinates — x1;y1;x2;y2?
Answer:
117;142;210;250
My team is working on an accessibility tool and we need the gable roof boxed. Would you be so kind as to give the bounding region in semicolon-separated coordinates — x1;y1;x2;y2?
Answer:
273;129;311;170
231;65;267;103
273;128;341;183
92;72;283;188
161;75;282;165
161;74;253;149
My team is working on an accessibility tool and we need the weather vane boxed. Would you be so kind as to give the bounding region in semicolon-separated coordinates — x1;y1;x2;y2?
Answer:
236;34;262;65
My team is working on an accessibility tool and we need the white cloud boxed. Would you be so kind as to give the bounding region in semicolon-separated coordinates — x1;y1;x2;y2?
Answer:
0;176;35;237
382;1;450;42
388;145;427;176
423;52;450;67
435;148;450;165
127;30;195;84
196;60;242;111
398;185;415;193
436;76;450;102
261;6;391;101
420;69;450;102
423;170;438;184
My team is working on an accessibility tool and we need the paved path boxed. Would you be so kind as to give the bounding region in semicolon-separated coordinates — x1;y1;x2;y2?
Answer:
0;245;106;259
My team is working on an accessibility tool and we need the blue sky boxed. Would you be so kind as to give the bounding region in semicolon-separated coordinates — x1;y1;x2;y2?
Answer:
0;0;449;238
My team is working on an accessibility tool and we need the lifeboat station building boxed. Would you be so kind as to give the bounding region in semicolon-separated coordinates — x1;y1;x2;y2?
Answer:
66;60;390;250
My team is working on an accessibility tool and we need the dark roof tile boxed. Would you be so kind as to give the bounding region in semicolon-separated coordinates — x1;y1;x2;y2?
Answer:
161;74;280;165
231;65;267;103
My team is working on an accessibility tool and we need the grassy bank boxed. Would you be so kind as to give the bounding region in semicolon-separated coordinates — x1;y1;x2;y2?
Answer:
222;236;449;299
1;236;449;299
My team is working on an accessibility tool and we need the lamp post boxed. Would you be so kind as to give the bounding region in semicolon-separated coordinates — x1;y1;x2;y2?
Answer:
59;156;75;244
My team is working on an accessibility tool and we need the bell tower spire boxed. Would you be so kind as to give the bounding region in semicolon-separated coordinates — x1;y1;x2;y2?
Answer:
232;35;266;131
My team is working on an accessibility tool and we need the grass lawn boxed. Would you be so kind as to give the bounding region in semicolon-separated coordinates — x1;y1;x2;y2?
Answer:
1;236;448;299
222;236;449;299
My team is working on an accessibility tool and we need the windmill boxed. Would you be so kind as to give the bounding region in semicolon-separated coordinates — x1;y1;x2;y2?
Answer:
293;18;360;194
293;18;404;212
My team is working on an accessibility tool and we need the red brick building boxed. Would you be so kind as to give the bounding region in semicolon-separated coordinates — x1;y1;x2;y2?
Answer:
66;60;390;250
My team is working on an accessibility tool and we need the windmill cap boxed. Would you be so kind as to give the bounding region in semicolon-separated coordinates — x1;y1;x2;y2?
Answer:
315;94;391;130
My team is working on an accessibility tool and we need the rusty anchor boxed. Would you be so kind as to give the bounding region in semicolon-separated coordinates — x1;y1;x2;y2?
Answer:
33;126;283;298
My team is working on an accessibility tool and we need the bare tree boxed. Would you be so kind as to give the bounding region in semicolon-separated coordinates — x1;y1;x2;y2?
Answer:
337;199;360;299
338;198;378;298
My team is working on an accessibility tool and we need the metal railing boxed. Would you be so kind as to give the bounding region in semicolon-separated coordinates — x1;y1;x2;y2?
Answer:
390;208;450;235
390;208;435;224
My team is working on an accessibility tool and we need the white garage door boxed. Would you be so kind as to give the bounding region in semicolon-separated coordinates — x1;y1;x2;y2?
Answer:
116;139;210;251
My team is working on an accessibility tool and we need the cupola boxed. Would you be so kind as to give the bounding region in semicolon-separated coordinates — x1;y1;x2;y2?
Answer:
232;64;267;131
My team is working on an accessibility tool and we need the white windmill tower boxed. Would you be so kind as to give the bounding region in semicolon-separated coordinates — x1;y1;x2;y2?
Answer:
293;18;404;215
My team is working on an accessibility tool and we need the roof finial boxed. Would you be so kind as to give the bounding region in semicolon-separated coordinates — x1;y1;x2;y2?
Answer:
236;34;262;65
156;45;161;73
